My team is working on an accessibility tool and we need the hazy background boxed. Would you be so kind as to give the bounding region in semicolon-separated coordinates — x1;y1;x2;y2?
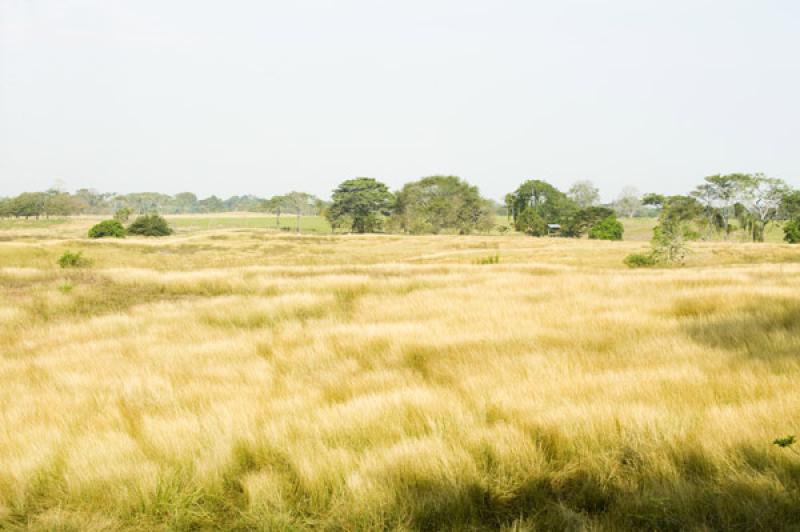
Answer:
1;0;798;201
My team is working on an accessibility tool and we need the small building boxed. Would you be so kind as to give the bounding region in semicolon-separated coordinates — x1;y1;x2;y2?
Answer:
547;224;561;236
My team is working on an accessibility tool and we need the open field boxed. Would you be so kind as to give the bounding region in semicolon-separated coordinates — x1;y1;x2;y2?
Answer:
1;221;800;530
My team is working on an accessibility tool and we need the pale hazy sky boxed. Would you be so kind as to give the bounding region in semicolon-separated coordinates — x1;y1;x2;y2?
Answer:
1;0;798;201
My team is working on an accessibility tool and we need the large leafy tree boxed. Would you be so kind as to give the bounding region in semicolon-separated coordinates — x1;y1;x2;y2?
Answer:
699;173;750;238
9;192;47;219
392;175;494;234
327;178;393;233
509;180;577;231
562;206;616;237
736;174;789;242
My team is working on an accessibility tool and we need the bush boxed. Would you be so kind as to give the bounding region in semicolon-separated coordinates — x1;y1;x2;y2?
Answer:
88;219;126;239
58;250;91;269
588;216;624;241
624;253;656;268
127;214;173;236
515;209;547;236
784;219;800;244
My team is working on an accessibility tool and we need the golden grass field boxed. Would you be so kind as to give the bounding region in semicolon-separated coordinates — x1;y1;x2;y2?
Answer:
1;216;800;530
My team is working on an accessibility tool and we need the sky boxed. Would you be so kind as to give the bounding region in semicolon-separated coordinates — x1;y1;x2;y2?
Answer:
1;0;799;202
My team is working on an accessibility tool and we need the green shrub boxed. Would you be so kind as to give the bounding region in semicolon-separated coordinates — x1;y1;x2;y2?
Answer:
588;215;624;241
784;219;800;244
127;214;173;236
515;209;547;236
624;253;656;268
88;219;126;239
58;250;91;269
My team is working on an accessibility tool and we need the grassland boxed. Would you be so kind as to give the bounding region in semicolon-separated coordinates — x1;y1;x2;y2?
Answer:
1;217;800;530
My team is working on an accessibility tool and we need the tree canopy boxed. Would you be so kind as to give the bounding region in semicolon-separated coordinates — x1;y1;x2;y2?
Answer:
326;178;394;233
392;176;494;234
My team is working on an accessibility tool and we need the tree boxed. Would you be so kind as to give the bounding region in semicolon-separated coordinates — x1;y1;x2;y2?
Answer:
691;183;721;239
588;215;624;240
562;206;615;238
327;178;393;233
283;191;316;233
197;195;225;213
74;188;112;214
647;195;702;265
784;219;800;244
642;193;666;210
515;208;547;236
0;198;11;218
508;180;577;230
261;195;288;228
567;180;600;209
114;207;133;222
9;192;47;219
392;176;494;234
737;174;790;242
174;192;198;213
700;173;750;239
780;190;800;220
43;190;80;218
613;187;641;218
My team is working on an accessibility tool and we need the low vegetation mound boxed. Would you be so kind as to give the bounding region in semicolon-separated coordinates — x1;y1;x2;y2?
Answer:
127;214;173;236
88;219;126;238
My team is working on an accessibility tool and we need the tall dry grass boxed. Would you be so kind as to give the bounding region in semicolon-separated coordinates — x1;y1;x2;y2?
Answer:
1;230;799;530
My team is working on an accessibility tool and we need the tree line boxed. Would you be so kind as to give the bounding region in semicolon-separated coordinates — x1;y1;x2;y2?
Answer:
2;173;799;242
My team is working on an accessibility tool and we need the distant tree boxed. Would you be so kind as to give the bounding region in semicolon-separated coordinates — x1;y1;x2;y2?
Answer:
515;208;547;236
567;180;600;209
327;178;394;233
174;192;198;213
283;191;316;233
392;176;494;234
9;192;47;219
74;188;112;214
642;193;666;210
700;173;751;238
509;180;577;231
648;195;703;265
780;190;800;220
127;214;173;236
691;183;720;239
114;207;133;222
504;193;514;222
119;192;172;214
261;195;288;228
784;219;800;244
588;215;624;240
42;190;79;218
197;195;225;213
562;206;615;238
0;198;11;218
613;187;642;218
736;174;790;242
